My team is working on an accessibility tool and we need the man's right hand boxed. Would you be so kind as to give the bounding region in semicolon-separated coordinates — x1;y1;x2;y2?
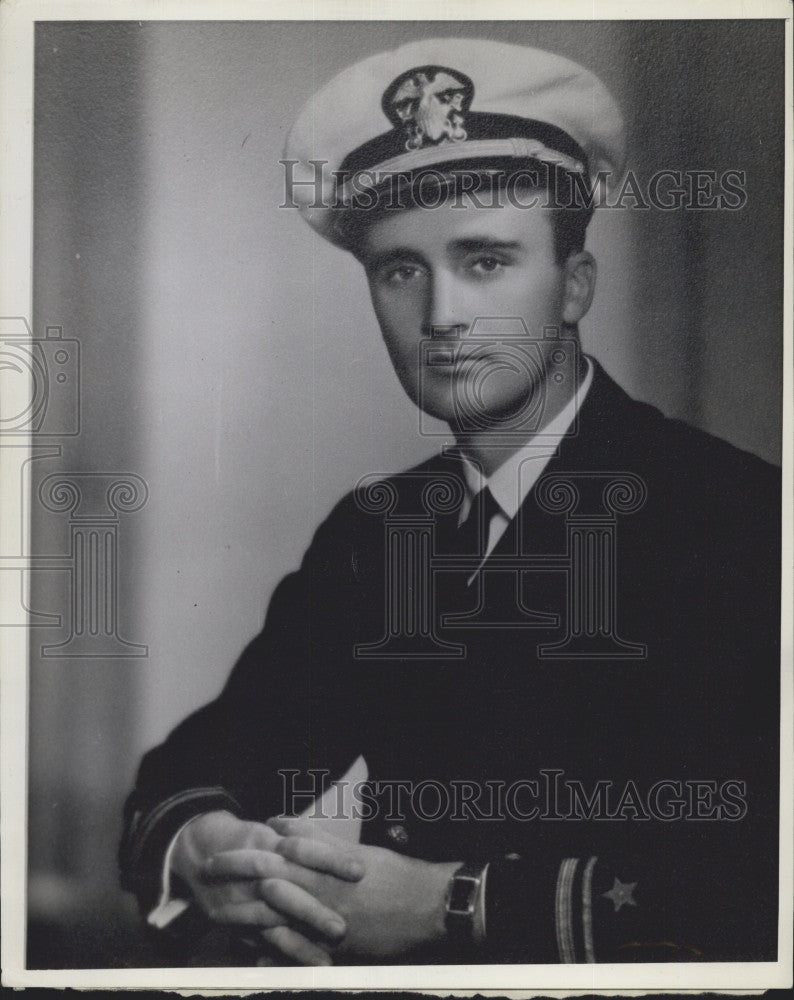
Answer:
170;810;364;966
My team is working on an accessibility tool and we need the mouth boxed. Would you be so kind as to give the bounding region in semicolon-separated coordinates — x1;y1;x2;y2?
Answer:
425;343;486;367
425;351;497;381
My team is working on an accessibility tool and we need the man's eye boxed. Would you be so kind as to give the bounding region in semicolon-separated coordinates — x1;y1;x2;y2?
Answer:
382;264;423;285
469;256;506;275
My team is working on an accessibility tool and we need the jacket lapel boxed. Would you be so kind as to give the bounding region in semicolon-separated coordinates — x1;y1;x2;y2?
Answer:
486;359;646;564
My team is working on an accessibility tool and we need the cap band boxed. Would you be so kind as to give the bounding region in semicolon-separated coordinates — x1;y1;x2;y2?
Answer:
338;137;585;203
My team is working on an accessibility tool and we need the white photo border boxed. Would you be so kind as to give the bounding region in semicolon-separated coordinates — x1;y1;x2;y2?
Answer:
1;0;791;991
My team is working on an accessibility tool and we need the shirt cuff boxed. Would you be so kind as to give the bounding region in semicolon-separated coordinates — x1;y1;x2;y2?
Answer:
146;815;204;930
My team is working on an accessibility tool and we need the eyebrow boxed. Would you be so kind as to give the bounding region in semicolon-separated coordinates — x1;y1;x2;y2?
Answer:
447;238;524;254
362;247;425;270
364;238;524;269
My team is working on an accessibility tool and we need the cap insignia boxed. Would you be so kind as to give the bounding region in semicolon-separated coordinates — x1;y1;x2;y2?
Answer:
382;65;474;151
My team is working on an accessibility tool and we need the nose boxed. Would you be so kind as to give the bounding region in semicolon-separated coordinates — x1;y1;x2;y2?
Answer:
425;268;466;337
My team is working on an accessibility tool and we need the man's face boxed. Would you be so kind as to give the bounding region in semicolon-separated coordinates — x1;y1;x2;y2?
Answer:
360;194;573;430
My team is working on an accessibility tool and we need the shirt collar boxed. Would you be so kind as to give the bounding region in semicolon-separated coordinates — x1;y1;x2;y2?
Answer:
457;355;594;520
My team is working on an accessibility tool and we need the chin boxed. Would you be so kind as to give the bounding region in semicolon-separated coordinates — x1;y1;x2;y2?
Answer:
414;396;458;425
398;371;453;423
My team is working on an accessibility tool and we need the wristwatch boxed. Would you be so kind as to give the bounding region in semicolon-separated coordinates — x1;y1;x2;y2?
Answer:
445;861;488;945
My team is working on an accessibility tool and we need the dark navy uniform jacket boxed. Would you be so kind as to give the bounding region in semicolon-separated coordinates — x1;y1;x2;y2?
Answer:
120;361;780;964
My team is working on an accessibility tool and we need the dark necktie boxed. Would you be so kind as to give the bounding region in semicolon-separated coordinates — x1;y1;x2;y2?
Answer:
436;486;501;604
458;485;500;557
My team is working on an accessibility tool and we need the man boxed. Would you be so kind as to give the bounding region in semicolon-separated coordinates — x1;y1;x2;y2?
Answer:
120;39;780;966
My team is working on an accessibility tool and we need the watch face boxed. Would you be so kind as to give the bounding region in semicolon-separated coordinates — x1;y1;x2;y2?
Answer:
448;876;476;914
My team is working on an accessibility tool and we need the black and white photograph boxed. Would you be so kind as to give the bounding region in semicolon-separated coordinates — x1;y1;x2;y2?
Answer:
1;1;791;991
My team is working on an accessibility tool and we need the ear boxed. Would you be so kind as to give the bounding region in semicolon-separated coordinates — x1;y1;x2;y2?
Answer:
561;251;597;325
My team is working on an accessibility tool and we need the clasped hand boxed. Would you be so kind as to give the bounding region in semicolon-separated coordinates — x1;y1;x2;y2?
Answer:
171;811;456;965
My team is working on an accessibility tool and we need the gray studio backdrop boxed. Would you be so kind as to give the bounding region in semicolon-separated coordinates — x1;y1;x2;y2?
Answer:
27;20;783;966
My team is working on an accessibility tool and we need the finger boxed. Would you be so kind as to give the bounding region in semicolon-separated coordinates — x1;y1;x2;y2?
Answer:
204;847;346;895
201;876;270;907
239;820;282;851
261;925;333;967
207;899;284;928
276;835;364;882
259;877;346;941
266;816;340;842
202;849;289;882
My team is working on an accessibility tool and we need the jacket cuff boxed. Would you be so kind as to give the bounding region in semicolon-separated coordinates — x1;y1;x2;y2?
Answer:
484;853;561;962
121;787;243;913
485;852;715;963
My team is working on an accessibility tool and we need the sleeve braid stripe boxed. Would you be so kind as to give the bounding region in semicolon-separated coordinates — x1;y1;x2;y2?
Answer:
582;855;598;963
555;857;579;963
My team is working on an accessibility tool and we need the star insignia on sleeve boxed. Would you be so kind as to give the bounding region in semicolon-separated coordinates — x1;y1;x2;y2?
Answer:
602;877;638;912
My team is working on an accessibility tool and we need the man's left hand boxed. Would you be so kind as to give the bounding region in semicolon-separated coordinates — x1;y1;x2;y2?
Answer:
203;816;460;961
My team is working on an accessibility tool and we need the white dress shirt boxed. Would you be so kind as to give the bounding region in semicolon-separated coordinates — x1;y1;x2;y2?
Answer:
456;356;594;566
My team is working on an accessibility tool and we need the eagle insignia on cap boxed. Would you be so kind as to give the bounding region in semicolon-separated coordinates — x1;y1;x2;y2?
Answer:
382;65;474;151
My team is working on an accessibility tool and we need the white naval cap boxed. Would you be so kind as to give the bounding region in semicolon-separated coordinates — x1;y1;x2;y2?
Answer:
284;37;626;246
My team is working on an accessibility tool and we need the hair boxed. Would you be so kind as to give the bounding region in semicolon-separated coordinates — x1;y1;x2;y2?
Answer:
336;162;594;267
